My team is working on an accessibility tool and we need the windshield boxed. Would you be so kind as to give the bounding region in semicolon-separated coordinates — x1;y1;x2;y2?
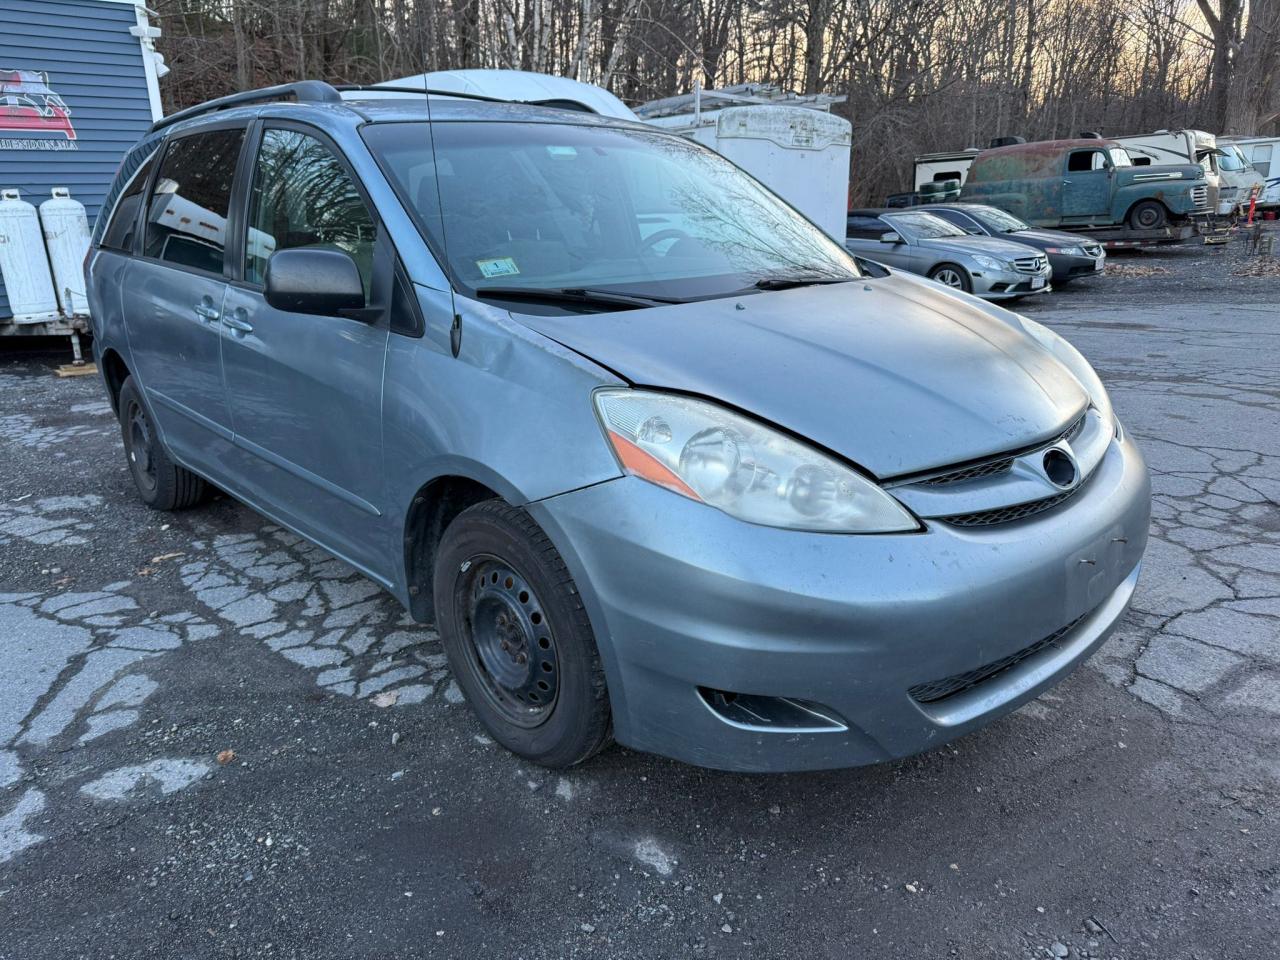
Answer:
363;121;860;304
883;211;967;241
1218;147;1246;172
970;205;1030;233
1109;148;1132;168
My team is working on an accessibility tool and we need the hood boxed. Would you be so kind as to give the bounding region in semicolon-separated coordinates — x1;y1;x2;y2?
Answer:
918;235;1043;261
513;278;1088;478
1002;228;1096;249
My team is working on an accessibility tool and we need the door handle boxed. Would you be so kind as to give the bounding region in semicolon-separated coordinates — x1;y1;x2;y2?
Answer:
194;303;221;323
222;313;254;334
1063;179;1073;184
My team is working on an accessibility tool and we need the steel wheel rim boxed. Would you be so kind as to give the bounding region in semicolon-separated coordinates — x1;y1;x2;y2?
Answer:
126;400;157;493
1136;208;1159;228
935;268;963;288
458;556;559;728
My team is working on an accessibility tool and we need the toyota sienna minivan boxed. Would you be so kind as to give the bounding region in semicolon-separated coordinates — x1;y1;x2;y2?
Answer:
86;82;1150;772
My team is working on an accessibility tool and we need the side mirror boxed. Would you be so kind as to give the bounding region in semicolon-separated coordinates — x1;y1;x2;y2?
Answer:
880;231;903;244
264;248;365;317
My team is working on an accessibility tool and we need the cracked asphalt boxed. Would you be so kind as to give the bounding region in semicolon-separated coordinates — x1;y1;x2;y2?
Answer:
1;250;1277;959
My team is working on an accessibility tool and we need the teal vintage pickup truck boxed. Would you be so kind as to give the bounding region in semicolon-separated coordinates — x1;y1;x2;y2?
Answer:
960;138;1211;246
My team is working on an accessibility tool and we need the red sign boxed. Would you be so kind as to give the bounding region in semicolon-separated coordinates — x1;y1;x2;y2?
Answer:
0;68;76;141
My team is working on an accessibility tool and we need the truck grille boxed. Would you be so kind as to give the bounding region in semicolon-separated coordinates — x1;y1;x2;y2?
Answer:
1191;185;1208;209
908;612;1089;703
1013;255;1047;274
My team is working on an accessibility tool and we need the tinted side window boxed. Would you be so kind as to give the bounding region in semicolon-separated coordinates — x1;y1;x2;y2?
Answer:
143;128;245;273
100;149;157;252
245;128;377;299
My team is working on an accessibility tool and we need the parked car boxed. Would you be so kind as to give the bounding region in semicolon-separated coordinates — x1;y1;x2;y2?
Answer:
845;208;1051;298
86;81;1150;773
919;203;1106;284
960;137;1210;237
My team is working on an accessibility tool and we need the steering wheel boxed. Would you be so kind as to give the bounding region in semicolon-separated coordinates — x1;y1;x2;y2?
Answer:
640;228;692;255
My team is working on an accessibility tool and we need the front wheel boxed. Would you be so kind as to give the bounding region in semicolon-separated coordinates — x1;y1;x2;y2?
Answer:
433;500;612;767
928;263;972;292
1127;200;1168;230
117;377;207;511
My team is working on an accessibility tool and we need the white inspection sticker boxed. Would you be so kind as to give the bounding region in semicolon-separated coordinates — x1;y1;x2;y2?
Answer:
476;257;520;278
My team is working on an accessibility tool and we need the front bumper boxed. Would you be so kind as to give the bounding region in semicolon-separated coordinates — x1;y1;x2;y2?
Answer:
530;432;1150;772
972;267;1052;300
1048;252;1106;281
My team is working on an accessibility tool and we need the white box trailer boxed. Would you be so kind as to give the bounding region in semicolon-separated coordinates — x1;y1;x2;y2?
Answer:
1;0;167;360
636;85;852;240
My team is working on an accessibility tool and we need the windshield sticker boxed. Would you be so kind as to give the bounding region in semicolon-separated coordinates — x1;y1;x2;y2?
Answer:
546;146;578;157
476;257;520;278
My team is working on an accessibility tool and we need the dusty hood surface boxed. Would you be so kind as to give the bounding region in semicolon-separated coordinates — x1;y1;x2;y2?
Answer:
515;277;1088;478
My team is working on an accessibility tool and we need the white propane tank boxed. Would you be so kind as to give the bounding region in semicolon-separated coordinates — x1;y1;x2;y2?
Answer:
0;188;60;324
39;187;92;317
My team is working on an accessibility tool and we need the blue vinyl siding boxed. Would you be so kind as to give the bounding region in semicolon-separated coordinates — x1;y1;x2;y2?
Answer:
0;0;155;319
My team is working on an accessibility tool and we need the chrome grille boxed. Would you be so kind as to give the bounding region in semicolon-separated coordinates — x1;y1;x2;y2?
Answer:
1081;243;1103;259
1191;185;1208;208
1013;255;1047;274
908;612;1089;703
914;410;1087;491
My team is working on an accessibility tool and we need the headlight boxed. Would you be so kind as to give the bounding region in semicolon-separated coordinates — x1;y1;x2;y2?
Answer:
1045;245;1084;256
1014;315;1114;426
594;390;919;533
972;254;1005;271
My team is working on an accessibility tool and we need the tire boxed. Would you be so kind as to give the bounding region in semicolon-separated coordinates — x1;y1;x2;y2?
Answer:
1127;200;1168;230
928;263;972;292
117;376;207;511
433;500;612;767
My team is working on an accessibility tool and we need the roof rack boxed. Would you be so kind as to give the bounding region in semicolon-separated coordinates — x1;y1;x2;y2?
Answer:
149;80;343;133
334;83;509;104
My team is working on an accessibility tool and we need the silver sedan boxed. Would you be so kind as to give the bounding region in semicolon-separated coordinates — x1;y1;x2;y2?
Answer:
846;208;1052;300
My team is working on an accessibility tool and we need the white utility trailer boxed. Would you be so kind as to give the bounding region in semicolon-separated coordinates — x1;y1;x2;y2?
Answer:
0;0;166;360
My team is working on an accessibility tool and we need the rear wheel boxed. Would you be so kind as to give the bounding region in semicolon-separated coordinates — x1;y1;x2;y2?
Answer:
433;500;612;767
928;263;972;292
118;377;207;511
1127;200;1168;230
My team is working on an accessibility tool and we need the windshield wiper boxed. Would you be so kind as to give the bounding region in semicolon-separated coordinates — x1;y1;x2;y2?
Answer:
475;286;683;310
752;275;857;291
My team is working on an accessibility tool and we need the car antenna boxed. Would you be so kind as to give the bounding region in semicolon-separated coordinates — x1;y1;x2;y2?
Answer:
416;42;461;357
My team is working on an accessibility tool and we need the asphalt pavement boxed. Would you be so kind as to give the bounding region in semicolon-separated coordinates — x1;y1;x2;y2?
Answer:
1;260;1277;959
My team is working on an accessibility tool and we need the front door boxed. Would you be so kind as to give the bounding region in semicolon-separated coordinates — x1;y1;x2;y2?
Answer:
1061;149;1112;220
220;124;391;580
124;126;246;477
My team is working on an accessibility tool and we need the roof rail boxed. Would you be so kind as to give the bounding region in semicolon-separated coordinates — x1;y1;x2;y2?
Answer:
149;80;343;133
334;84;509;105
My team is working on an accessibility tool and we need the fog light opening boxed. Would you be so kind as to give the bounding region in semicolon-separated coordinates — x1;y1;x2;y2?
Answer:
697;687;847;732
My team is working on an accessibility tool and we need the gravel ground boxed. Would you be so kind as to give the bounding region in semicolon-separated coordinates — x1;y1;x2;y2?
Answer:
1;231;1278;959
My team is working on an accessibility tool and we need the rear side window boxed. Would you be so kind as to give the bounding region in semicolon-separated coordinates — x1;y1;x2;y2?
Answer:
244;128;377;298
143;128;246;274
100;149;157;253
846;215;886;239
